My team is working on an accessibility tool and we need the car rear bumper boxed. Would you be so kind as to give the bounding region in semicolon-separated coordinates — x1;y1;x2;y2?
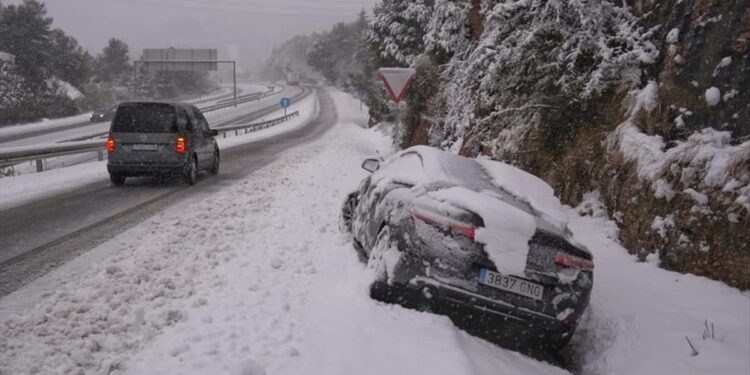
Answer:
107;162;185;176
375;275;575;352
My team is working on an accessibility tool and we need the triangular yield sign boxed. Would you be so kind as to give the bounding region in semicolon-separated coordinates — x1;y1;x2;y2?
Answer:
379;67;416;104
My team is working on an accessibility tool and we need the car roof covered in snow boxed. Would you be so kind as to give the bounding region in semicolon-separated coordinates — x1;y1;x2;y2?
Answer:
376;145;574;240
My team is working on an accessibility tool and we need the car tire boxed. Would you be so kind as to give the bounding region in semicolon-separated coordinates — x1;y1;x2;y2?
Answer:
110;173;125;186
210;148;220;175
339;193;358;234
184;156;198;185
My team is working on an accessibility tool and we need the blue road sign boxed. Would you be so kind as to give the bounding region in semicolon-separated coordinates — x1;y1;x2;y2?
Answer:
280;97;291;108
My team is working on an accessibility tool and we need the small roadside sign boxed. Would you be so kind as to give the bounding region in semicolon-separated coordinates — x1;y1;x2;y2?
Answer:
379;67;416;104
280;97;291;115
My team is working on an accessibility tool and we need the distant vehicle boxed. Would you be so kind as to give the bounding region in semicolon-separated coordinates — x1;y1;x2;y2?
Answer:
286;72;300;86
106;102;220;186
90;107;116;123
340;146;593;355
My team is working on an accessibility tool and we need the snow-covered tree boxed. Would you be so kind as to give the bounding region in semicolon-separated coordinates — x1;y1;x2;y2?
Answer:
368;0;434;66
426;0;658;157
0;53;33;121
96;38;130;83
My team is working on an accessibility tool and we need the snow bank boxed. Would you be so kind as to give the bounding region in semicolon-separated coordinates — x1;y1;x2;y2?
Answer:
0;112;93;140
0;160;108;210
53;79;83;100
569;198;750;375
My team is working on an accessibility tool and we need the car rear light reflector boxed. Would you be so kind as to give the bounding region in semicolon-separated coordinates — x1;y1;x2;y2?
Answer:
176;137;186;154
554;252;594;271
411;207;476;240
106;136;115;153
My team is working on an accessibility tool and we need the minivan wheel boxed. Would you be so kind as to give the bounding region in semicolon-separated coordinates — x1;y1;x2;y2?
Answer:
110;173;125;186
210;149;220;175
185;157;198;185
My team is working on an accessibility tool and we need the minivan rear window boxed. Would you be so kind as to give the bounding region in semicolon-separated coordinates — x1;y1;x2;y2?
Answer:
112;103;178;133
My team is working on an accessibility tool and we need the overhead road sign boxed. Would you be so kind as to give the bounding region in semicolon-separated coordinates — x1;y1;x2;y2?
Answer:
141;48;218;72
379;67;416;104
135;47;237;103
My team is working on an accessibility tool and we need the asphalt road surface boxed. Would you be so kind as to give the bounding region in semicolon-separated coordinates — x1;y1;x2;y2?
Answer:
0;88;336;296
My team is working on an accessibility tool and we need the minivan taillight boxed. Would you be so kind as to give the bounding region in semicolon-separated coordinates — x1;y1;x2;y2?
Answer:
106;136;115;153
554;252;594;271
176;137;186;154
411;207;476;240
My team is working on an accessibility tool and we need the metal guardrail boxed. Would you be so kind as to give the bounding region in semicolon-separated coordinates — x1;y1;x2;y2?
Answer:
0;108;303;172
201;87;277;113
0;140;105;170
216;111;300;137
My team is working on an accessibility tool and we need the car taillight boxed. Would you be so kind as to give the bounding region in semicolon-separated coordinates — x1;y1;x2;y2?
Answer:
106;136;115;153
411;207;476;240
176;137;186;154
554;252;594;271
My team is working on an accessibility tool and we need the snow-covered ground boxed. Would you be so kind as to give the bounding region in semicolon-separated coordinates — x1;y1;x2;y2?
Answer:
0;90;748;375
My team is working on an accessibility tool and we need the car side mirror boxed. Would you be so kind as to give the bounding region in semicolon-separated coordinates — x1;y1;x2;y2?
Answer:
361;158;380;173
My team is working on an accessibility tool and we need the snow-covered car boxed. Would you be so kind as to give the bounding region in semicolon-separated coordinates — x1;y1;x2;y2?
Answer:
340;146;594;354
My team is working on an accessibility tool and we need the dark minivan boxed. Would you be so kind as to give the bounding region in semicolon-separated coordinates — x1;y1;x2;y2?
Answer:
106;102;220;186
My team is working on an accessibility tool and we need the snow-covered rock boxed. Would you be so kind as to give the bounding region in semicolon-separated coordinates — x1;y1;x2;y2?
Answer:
705;87;721;106
666;28;680;44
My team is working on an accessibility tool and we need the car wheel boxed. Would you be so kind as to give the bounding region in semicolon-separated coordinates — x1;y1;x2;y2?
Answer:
210;148;220;175
339;193;357;234
184;156;198;185
110;173;125;186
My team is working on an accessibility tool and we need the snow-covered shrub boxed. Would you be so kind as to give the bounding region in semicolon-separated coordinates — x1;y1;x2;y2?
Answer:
611;82;750;212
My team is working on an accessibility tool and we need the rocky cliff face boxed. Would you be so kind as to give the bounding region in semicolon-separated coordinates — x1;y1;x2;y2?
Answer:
395;0;749;289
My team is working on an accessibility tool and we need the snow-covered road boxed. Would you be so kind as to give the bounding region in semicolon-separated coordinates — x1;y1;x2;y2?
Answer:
0;90;747;375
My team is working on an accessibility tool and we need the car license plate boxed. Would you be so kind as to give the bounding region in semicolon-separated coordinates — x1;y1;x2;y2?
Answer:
479;268;544;301
132;144;157;151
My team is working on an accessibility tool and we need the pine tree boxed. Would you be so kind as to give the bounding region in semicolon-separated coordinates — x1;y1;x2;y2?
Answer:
49;28;93;88
0;0;54;90
97;38;131;83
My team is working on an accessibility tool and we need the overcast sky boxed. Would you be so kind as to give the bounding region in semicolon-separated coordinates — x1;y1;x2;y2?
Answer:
7;0;378;73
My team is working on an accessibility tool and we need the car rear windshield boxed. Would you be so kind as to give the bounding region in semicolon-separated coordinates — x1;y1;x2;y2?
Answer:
112;103;178;133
